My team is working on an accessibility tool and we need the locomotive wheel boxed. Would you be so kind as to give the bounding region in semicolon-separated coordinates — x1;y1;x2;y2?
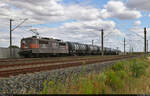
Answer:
35;54;39;58
28;53;34;58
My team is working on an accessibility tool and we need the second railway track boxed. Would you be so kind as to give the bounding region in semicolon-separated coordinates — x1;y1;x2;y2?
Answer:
0;55;128;63
0;55;138;78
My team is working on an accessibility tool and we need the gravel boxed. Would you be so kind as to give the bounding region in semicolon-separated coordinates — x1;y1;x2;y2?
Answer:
0;60;118;94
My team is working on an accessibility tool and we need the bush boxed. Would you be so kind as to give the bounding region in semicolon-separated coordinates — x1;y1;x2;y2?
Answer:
8;45;19;48
111;61;125;71
104;70;124;90
129;59;147;78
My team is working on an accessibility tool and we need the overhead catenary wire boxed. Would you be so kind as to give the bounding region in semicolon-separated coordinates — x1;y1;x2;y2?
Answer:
11;18;28;32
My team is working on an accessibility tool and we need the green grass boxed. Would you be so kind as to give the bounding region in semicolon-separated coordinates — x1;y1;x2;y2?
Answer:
38;57;150;94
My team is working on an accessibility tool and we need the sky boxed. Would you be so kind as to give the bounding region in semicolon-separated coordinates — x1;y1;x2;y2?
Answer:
0;0;150;52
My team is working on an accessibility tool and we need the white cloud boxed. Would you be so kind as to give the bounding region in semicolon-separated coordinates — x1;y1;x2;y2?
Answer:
64;5;101;21
0;0;125;51
134;20;141;26
37;19;124;45
0;18;124;49
127;0;150;12
0;0;102;24
100;1;142;20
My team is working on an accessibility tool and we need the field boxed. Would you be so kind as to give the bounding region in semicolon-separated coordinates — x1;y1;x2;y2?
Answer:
28;56;150;94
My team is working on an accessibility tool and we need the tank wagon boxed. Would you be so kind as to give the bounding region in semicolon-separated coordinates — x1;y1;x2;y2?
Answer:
19;36;121;58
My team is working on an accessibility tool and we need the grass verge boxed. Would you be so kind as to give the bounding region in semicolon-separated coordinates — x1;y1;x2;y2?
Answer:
37;57;150;94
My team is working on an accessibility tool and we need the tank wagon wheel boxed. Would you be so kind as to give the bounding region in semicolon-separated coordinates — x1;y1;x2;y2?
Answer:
35;54;39;58
39;54;45;58
32;54;39;58
28;53;34;58
73;54;77;56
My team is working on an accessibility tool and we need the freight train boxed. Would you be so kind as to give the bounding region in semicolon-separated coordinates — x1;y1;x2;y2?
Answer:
19;36;121;58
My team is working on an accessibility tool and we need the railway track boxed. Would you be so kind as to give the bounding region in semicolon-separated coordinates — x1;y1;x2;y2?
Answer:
0;55;138;78
0;55;128;63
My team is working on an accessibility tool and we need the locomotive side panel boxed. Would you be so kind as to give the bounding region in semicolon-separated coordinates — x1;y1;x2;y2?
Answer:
32;39;69;54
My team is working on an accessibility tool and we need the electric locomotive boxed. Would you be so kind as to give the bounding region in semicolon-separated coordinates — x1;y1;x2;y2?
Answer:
19;36;69;57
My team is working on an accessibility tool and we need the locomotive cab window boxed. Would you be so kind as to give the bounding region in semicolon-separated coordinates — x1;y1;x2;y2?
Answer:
21;39;32;48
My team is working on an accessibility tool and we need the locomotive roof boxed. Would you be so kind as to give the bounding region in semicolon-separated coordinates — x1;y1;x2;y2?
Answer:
22;36;63;42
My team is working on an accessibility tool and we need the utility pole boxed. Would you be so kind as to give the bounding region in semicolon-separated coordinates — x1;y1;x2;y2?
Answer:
92;40;94;45
101;29;104;56
10;19;13;57
147;40;148;53
144;27;147;55
124;38;126;55
130;44;132;53
9;18;28;58
132;47;133;53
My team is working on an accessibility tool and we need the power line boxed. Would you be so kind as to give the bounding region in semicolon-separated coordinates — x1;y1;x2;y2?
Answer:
11;18;28;31
104;31;114;38
128;30;144;39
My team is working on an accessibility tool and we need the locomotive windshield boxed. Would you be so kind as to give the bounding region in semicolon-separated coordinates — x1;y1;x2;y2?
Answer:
21;39;32;49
